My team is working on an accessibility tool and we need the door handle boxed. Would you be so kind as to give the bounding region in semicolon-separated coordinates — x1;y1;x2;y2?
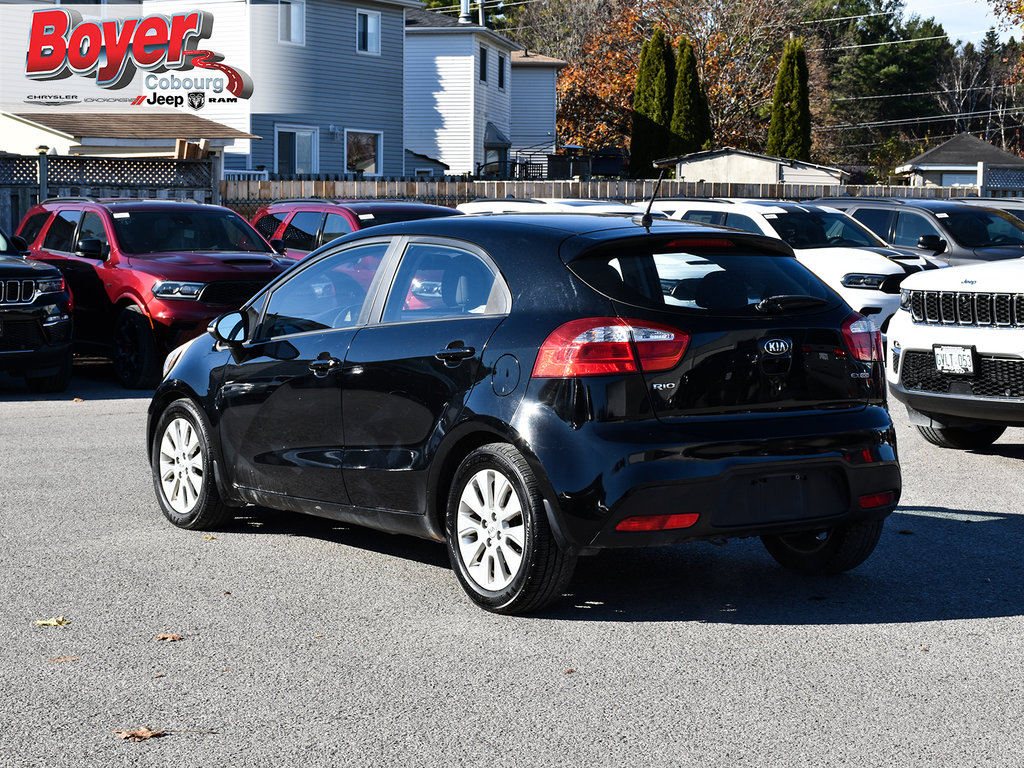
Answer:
435;346;476;363
308;356;341;377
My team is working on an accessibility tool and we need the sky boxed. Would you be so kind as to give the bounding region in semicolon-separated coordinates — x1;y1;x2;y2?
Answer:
902;0;1021;43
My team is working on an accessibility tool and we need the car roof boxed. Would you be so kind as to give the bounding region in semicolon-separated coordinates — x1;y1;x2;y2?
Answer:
37;197;226;212
817;197;983;213
263;198;455;213
338;212;795;260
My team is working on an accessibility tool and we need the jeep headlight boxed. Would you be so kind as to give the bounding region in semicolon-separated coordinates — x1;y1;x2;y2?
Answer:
841;273;886;289
36;275;65;294
899;288;911;311
152;280;205;300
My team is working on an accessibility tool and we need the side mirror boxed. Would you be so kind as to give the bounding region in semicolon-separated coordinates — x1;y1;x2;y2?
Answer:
209;311;249;344
10;234;28;256
270;238;286;255
76;238;106;259
917;234;946;253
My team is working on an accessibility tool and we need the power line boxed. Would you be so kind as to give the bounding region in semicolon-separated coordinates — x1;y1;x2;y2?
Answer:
814;106;1024;131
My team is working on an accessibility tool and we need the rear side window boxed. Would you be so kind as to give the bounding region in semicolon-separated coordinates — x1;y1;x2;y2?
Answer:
254;212;285;239
42;210;82;252
18;212;51;245
850;208;892;240
570;238;837;314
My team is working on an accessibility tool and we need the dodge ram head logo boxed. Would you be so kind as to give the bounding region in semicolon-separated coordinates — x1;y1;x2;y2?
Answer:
188;91;205;110
762;338;792;355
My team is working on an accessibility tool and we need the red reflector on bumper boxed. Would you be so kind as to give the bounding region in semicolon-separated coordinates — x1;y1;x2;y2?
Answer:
859;491;896;510
615;513;700;532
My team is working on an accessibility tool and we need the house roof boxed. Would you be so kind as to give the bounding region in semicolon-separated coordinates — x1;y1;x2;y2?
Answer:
510;50;567;69
898;133;1024;169
657;147;846;176
404;8;520;49
9;112;256;141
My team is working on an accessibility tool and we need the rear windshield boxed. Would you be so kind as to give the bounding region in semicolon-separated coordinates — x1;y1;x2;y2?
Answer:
570;240;838;314
763;210;884;249
111;209;274;255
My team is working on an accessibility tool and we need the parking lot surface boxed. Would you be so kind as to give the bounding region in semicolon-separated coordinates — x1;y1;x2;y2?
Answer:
2;361;1023;767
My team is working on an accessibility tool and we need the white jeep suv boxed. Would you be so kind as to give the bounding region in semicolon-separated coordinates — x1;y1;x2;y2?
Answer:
887;259;1024;448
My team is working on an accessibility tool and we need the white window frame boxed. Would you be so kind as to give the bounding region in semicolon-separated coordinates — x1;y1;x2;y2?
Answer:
344;129;384;177
279;0;305;46
356;9;381;55
274;123;319;175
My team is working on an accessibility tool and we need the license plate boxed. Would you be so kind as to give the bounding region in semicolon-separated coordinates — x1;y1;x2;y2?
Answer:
934;345;974;375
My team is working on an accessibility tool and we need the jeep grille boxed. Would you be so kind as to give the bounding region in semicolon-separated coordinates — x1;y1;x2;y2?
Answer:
906;289;1024;327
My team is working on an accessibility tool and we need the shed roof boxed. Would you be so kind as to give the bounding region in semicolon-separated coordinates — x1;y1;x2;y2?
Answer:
9;112;255;141
898;133;1024;169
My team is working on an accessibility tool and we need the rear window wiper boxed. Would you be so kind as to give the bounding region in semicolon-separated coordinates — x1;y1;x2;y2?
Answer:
756;294;830;313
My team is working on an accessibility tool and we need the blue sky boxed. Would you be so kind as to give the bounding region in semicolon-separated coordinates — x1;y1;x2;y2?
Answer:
902;0;1020;43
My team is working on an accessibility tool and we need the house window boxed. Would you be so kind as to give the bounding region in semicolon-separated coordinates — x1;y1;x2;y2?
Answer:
279;0;305;45
941;172;978;186
497;54;505;89
479;46;487;82
346;130;382;176
357;10;381;54
276;125;318;175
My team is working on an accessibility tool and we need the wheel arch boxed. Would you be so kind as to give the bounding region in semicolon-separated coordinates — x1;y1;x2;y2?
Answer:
426;418;555;542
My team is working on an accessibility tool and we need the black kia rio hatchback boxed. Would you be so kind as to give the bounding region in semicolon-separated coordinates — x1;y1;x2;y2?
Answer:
148;213;901;614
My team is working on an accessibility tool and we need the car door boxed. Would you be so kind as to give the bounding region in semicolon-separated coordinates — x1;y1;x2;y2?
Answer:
216;239;392;504
342;239;511;513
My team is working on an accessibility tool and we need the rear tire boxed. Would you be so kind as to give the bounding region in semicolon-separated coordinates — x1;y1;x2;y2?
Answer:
113;305;160;389
446;443;576;614
761;519;884;574
151;398;231;530
25;351;72;393
916;424;1005;450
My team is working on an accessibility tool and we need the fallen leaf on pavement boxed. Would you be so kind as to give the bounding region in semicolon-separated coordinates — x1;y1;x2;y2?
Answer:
153;673;166;679
72;398;84;403
113;727;166;742
34;616;71;627
154;633;183;642
47;655;79;663
203;535;216;540
564;668;576;674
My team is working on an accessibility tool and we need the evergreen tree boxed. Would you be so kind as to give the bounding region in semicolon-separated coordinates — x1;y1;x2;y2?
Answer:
766;36;811;161
670;36;713;156
630;27;675;177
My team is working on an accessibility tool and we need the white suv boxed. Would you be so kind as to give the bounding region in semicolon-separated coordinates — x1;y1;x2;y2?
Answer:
887;259;1024;448
655;199;936;332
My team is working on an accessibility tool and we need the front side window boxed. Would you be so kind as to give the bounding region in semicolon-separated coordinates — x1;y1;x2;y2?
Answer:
79;211;109;250
279;0;305;44
276;126;317;175
42;210;82;252
260;242;389;338
356;9;381;54
382;243;508;323
282;211;324;251
892;212;941;247
346;130;382;176
944;209;1024;247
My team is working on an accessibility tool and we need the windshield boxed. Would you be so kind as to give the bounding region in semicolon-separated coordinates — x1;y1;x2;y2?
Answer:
111;209;273;255
942;209;1024;247
764;210;884;249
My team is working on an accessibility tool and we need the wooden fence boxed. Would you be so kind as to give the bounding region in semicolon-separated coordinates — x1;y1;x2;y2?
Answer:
220;178;979;218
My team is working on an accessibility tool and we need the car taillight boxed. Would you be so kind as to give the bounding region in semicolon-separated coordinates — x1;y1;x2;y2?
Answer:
532;317;689;378
841;313;882;362
615;513;700;532
859;491;896;510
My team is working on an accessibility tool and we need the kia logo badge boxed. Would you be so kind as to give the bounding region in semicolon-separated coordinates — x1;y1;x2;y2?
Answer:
763;338;791;355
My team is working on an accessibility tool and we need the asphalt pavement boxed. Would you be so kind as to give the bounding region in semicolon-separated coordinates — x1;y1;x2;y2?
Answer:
1;360;1022;767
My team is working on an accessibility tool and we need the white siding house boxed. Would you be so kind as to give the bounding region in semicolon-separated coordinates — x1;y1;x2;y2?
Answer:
509;50;565;161
404;9;518;176
664;148;848;185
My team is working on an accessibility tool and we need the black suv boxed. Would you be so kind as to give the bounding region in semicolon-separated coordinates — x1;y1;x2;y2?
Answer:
149;213;901;614
0;226;73;392
820;198;1024;266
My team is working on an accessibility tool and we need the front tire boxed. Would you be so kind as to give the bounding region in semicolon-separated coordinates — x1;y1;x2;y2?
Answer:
113;305;160;389
916;424;1005;450
446;443;576;614
151;398;231;530
761;519;884;574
